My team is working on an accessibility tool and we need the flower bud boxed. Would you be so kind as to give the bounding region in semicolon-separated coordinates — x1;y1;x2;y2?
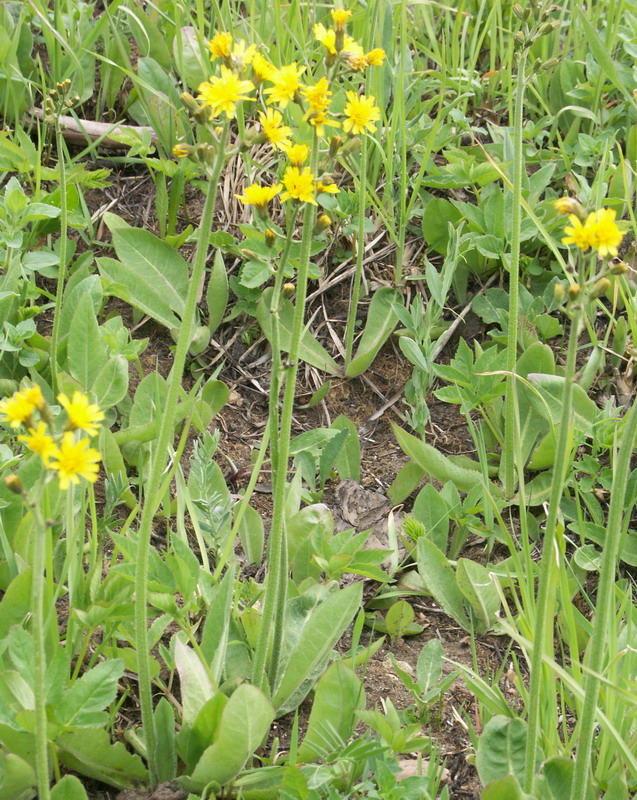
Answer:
590;277;611;299
513;31;526;50
329;136;344;158
553;283;566;303
568;283;581;301
4;475;23;495
609;260;629;275
265;229;277;248
314;214;332;234
173;142;194;159
181;92;200;114
541;57;559;71
512;3;529;19
537;20;559;36
554;197;585;218
283;283;296;297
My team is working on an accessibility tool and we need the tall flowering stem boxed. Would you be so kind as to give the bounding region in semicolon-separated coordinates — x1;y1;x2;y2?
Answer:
503;49;527;498
49;126;69;396
569;399;637;797
252;136;319;689
133;124;228;787
344;132;368;367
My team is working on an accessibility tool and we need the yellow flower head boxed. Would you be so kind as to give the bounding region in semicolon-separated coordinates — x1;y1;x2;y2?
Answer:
198;66;255;119
342;37;367;70
562;214;592;252
51;432;101;490
208;32;233;60
364;48;386;66
235;183;282;209
264;63;306;108
307;110;340;137
331;8;352;31
554;197;582;217
258;109;293;150
302;77;332;113
316;180;339;195
20;384;45;411
173;143;193;158
314;23;337;55
252;52;277;83
587;208;624;258
281;166;317;205
285;143;310;166
343;91;380;135
230;40;257;72
18;422;58;466
58;391;105;437
0;391;35;429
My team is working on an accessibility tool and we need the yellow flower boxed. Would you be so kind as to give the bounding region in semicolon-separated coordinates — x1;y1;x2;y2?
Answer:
252;52;276;83
0;391;35;429
173;143;193;158
235;183;282;209
285;143;310;166
208;32;233;60
342;37;367;70
587;208;624;258
343;91;380;134
562;214;592;252
302;77;332;114
51;432;101;490
554;197;581;216
364;48;386;66
331;8;352;31
18;422;57;466
281;166;317;205
198;66;255;119
58;391;105;437
258;109;292;150
307;110;340;137
314;23;337;55
230;40;257;72
264;63;305;107
316;180;339;194
20;384;45;411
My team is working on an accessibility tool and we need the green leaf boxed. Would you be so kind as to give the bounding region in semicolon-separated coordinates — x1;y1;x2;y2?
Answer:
174;636;216;730
476;716;540;786
256;288;339;375
201;379;229;418
91;355;129;408
57;728;148;789
526;374;598;436
416;638;444;694
55;660;124;728
387;460;427;504
189;685;274;788
540;756;574;799
319;428;348;487
298;662;364;762
393;425;499;496
67;292;108;389
0;752;36;800
273;583;363;713
346;288;402;377
481;774;527;800
416;538;471;630
330;416;361;482
422;197;462;255
206;250;228;334
576;8;636;106
237;504;264;565
385;600;416;639
153;697;177;783
456;558;501;634
50;775;89;800
412;484;450;553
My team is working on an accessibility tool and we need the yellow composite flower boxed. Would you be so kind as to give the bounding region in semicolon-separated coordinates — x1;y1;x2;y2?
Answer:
230;40;257;72
343;91;381;134
285;143;310;166
198;66;255;119
587;208;624;258
258;109;293;150
264;63;306;108
173;143;192;158
364;48;386;66
58;391;105;437
314;23;337;55
316;180;339;194
252;52;276;83
18;422;58;466
554;197;581;216
20;384;45;411
562;214;592;252
302;77;332;114
308;110;340;137
0;391;35;429
342;36;367;70
208;32;233;60
51;432;101;490
281;166;317;205
331;8;352;31
235;183;282;208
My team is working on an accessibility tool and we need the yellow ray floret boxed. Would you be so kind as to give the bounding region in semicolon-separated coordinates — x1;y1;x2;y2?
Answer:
235;183;282;208
51;432;101;490
281;166;317;205
265;63;306;107
258;109;293;150
18;422;58;466
58;391;105;437
198;67;255;118
343;91;380;134
284;143;310;166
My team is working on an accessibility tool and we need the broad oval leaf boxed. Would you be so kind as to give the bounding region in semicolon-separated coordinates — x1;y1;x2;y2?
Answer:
346;288;402;377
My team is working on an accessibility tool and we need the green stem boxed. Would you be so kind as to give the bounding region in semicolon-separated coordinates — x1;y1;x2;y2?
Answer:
344;133;368;367
503;50;527;498
569;398;637;798
133;125;228;787
393;0;408;286
49;126;68;396
523;303;582;791
29;492;52;800
252;138;319;691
